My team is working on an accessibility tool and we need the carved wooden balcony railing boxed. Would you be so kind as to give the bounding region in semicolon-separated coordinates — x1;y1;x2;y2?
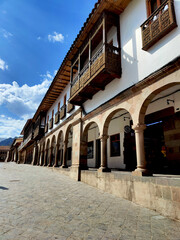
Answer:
60;105;66;119
18;132;33;151
33;125;44;139
44;123;48;133
49;118;53;129
70;43;121;105
33;116;45;139
55;111;60;124
141;0;177;51
67;101;74;113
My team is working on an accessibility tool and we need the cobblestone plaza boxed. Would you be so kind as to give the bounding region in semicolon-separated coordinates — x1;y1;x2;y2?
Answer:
0;162;180;240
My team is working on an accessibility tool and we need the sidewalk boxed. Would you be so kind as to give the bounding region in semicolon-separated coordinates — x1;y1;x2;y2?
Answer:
0;162;180;240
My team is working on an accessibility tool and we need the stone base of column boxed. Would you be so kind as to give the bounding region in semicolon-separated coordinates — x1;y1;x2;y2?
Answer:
98;167;111;172
132;168;152;176
53;164;58;168
61;165;68;168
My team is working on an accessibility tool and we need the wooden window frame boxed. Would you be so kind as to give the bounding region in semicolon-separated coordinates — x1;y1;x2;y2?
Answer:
110;133;121;157
64;94;67;105
146;0;165;16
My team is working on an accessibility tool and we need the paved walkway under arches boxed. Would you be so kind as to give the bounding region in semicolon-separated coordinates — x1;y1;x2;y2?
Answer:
0;162;180;240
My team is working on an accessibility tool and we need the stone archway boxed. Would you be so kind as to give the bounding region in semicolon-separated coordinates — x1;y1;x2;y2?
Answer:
50;135;56;166
103;108;135;171
56;131;64;167
82;122;101;169
45;139;50;166
138;83;180;174
62;125;73;168
40;142;45;166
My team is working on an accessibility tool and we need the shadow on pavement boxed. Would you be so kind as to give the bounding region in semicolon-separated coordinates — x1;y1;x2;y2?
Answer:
0;186;9;190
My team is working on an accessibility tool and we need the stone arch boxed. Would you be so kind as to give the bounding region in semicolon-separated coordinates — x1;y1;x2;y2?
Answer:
50;135;56;166
137;82;180;174
57;130;64;166
102;108;135;170
40;142;45;166
138;82;180;124
64;124;73;167
46;139;50;166
81;121;101;169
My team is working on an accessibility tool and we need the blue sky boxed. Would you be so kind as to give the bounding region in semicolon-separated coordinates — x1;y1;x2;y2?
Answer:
0;0;97;138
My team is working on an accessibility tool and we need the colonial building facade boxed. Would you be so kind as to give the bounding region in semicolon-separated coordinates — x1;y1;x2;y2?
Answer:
16;0;180;219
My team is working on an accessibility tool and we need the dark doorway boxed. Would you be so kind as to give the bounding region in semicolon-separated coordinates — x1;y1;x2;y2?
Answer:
96;139;101;168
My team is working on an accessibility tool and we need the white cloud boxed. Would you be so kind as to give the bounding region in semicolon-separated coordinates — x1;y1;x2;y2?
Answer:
0;116;26;138
0;70;57;138
0;58;8;71
48;32;64;43
0;70;56;119
1;28;13;39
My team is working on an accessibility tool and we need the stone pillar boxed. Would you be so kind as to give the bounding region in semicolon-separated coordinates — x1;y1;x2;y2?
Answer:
23;150;27;164
32;143;37;165
14;149;17;162
54;143;59;167
17;151;21;164
43;149;47;166
132;124;151;176
98;135;110;172
40;151;43;166
61;140;68;168
48;146;53;167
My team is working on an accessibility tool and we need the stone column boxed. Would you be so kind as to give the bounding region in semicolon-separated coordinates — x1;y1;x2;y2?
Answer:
61;140;68;168
54;143;59;167
98;135;110;172
43;149;47;166
14;149;17;162
48;146;53;167
40;151;43;166
23;150;27;164
17;151;21;164
32;143;37;165
132;124;151;176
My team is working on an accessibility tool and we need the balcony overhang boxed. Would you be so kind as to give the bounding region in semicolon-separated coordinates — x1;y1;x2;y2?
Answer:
32;0;131;121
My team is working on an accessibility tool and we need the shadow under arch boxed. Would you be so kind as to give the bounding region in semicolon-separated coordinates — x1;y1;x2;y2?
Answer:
45;139;50;166
56;130;64;167
64;124;73;167
81;121;101;169
102;108;136;171
138;82;180;174
50;135;56;166
40;142;45;166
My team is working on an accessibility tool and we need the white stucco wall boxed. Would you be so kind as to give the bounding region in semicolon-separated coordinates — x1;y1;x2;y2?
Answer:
83;0;180;113
45;83;79;135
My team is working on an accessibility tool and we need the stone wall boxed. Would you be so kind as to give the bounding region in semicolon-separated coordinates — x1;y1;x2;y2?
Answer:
81;170;180;220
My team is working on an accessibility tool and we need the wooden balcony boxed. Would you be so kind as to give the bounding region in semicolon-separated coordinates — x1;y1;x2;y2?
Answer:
141;0;177;51
67;102;74;113
69;44;121;105
33;126;44;140
60;105;66;119
55;111;60;124
49;118;53;129
44;123;48;133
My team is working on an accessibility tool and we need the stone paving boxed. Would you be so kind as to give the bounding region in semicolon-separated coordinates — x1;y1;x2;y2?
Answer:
0;162;180;240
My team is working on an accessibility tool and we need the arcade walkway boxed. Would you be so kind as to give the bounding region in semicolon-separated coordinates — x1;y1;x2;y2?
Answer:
0;162;180;240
